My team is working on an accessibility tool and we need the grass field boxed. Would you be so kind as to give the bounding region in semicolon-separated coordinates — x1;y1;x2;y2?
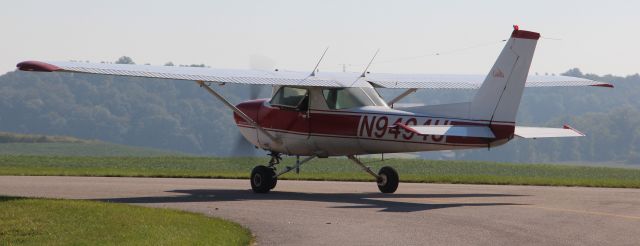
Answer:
1;156;640;188
0;142;188;157
0;131;188;157
0;196;252;245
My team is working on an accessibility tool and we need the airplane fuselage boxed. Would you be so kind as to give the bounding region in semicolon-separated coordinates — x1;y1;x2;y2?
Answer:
234;99;513;157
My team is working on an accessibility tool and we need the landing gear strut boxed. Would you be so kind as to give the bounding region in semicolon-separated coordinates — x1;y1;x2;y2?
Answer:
347;155;399;193
251;153;399;193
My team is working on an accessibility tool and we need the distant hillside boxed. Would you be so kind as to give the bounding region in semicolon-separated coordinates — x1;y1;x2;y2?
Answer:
0;70;260;156
0;132;188;157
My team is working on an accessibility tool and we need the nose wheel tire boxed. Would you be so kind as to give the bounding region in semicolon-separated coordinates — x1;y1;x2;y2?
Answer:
377;166;399;193
269;175;278;190
251;165;277;193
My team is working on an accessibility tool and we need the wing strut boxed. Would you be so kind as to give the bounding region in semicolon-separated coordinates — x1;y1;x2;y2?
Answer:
387;88;418;108
196;81;282;145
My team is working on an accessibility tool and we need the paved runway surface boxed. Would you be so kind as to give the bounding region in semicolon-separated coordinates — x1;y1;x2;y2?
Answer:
1;176;639;246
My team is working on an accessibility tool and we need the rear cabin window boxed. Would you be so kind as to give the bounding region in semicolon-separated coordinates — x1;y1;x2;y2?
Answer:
322;88;378;110
270;87;309;110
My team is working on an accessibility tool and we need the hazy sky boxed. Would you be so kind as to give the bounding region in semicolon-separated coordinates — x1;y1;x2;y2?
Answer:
1;0;638;76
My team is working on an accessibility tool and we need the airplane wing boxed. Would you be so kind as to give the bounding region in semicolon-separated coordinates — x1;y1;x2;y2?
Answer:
17;60;612;89
16;60;371;88
366;73;613;89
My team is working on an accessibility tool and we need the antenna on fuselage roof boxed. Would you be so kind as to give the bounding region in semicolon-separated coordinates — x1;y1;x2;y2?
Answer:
310;46;330;76
360;49;380;77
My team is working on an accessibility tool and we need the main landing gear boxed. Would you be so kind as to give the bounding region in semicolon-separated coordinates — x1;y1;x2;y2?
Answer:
250;153;399;194
347;155;399;193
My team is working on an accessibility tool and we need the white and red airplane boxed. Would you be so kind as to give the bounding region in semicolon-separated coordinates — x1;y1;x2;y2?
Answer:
17;27;611;193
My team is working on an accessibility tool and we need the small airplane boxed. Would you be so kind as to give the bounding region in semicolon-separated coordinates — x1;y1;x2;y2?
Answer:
17;27;612;193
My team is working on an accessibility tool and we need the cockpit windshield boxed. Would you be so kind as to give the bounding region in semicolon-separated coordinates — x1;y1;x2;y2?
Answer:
322;87;387;110
270;87;309;110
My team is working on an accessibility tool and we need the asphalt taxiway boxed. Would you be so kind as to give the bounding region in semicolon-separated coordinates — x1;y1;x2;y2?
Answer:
1;176;639;245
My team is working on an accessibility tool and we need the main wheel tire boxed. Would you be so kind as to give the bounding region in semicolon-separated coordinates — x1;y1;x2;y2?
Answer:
251;165;276;193
377;166;399;193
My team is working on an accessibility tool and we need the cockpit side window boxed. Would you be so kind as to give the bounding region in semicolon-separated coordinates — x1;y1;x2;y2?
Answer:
269;87;309;110
361;87;388;107
322;87;378;110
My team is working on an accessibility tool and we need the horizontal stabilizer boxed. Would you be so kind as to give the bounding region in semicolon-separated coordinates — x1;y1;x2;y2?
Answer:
391;103;426;108
514;125;584;138
395;124;496;138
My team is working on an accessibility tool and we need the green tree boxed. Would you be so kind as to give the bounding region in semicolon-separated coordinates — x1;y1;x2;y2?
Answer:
115;56;135;65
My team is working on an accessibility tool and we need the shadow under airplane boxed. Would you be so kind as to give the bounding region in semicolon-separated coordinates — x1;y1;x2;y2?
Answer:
99;189;528;213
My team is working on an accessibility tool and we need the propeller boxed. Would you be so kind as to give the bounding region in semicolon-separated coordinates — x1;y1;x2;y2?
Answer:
249;84;263;100
230;55;276;156
247;54;275;99
231;132;260;156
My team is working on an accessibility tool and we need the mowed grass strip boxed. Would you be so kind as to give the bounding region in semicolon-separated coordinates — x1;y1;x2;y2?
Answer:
1;156;639;188
0;196;252;246
0;142;187;157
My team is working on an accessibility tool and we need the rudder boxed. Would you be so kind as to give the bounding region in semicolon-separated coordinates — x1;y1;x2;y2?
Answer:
469;28;541;124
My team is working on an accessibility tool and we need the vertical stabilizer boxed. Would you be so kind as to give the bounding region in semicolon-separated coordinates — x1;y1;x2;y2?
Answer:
469;28;540;124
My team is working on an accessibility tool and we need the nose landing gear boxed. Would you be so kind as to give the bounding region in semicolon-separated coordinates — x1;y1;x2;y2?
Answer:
250;165;277;193
250;152;317;193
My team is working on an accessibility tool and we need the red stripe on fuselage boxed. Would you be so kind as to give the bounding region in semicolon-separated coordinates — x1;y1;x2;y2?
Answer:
236;124;487;147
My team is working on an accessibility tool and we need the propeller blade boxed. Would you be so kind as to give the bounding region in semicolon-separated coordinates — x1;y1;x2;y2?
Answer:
249;85;262;100
230;132;258;156
248;54;275;100
228;54;276;156
249;54;276;70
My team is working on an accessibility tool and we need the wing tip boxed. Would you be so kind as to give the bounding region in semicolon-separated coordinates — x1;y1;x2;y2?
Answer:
16;61;61;72
563;124;586;136
589;83;614;88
